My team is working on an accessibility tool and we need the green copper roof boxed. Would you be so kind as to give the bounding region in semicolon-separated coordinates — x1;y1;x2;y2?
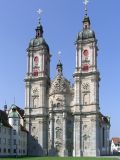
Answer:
77;15;96;41
8;104;19;118
77;29;95;41
8;111;19;118
29;37;49;50
11;104;17;110
28;22;49;51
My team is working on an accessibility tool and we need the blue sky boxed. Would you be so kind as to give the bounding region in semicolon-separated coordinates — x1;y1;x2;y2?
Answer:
0;0;119;138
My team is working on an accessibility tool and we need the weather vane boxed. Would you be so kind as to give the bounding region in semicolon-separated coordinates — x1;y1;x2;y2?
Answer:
37;9;43;24
83;0;89;16
58;51;61;62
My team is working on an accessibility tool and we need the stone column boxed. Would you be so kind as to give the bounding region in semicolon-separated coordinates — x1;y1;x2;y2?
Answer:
48;113;55;156
90;116;99;156
38;118;48;156
73;115;82;157
49;113;53;148
29;52;33;76
61;112;68;156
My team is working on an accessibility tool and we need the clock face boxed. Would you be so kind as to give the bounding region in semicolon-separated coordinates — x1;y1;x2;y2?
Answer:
34;56;39;65
83;49;89;57
82;64;89;71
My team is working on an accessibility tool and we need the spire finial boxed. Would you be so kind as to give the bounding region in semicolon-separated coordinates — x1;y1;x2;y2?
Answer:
83;0;89;16
57;51;63;75
37;9;43;24
14;96;16;104
58;51;61;62
36;9;43;38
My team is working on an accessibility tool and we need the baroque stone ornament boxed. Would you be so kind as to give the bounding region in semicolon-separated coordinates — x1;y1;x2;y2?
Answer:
82;83;90;91
56;119;61;125
32;88;39;96
49;75;70;95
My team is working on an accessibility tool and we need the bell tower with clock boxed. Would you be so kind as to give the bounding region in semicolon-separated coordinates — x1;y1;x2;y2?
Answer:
24;14;50;156
73;1;101;157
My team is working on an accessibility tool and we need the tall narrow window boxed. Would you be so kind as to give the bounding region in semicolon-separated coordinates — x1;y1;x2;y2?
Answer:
102;127;105;147
3;138;6;144
8;139;11;145
8;149;10;153
13;149;16;153
4;148;6;153
13;139;16;145
13;130;16;135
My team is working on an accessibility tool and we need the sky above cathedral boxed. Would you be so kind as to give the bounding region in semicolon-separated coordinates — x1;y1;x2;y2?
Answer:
0;0;119;138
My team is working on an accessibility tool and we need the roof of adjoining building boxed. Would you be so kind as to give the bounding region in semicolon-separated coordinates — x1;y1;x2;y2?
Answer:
112;138;120;144
0;105;26;133
10;104;24;118
20;124;28;133
0;110;12;128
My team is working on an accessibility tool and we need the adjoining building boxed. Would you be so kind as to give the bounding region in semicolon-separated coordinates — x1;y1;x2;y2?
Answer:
111;137;120;155
0;105;27;157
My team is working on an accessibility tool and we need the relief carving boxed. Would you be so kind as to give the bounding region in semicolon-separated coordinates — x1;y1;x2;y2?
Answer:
39;119;47;124
82;83;90;91
56;97;63;101
74;118;80;127
55;141;62;151
91;117;96;122
32;88;39;97
49;75;70;95
83;134;90;150
56;119;61;125
56;127;62;140
32;126;38;137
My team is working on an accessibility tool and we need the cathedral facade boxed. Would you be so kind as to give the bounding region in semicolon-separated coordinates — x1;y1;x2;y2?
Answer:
24;10;110;157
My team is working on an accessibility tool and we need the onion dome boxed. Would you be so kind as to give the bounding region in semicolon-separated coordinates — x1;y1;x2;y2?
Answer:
77;16;95;41
28;21;49;51
49;60;70;95
8;104;19;118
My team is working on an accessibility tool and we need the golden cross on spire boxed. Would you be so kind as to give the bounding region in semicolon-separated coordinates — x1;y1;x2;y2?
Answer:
83;0;89;16
37;9;43;24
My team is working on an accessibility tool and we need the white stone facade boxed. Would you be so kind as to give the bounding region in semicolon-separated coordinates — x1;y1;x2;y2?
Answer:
0;105;27;157
24;14;110;157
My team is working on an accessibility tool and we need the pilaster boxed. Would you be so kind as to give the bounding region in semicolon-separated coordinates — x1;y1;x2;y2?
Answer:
61;112;68;156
